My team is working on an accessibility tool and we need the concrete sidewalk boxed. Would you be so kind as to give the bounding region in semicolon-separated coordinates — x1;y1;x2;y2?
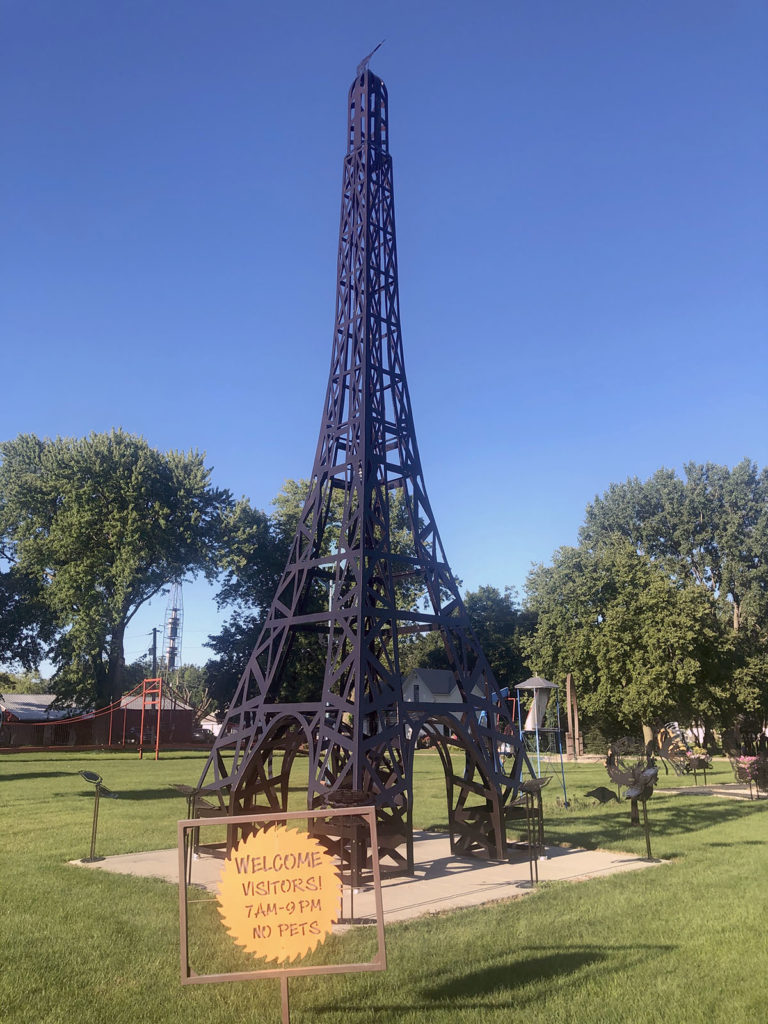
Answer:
660;782;758;800
72;831;660;924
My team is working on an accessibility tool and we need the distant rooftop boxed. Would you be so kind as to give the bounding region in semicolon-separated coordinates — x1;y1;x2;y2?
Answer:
120;693;192;711
0;693;80;721
404;668;457;695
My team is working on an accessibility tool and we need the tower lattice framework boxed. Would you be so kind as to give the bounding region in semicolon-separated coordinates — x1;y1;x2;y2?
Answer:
198;66;526;873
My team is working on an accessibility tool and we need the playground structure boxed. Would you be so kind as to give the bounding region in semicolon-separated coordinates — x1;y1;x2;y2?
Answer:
195;64;529;877
515;677;568;805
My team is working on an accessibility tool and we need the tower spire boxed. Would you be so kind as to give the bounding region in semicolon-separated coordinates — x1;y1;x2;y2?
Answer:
356;39;384;76
197;69;525;873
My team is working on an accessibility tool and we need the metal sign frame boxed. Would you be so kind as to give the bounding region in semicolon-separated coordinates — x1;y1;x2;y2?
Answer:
178;806;386;985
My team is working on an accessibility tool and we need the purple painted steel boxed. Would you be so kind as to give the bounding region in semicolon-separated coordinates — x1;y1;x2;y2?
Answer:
197;68;525;874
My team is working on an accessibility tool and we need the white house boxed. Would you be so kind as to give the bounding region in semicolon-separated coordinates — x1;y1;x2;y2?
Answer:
402;668;484;705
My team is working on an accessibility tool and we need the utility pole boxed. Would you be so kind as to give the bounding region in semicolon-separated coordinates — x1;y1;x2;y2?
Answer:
151;628;158;676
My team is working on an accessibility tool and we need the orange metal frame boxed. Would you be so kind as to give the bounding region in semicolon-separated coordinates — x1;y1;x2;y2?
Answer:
138;677;163;760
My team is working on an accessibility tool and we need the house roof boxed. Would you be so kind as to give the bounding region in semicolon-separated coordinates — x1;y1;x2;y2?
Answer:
404;668;484;699
0;694;78;722
120;693;193;711
404;668;457;695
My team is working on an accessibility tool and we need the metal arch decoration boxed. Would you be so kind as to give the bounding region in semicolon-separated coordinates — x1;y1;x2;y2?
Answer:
196;66;526;875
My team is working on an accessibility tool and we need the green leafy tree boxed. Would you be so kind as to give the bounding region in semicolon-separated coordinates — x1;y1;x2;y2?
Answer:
0;669;49;694
215;498;287;615
205;492;307;709
397;629;451;679
580;459;768;633
173;664;215;726
580;460;768;724
524;540;734;731
0;431;231;706
525;461;768;735
0;564;56;669
121;659;153;693
464;586;537;686
398;585;537;687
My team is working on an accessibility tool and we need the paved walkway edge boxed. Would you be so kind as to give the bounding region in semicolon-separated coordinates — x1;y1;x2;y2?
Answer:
71;830;662;924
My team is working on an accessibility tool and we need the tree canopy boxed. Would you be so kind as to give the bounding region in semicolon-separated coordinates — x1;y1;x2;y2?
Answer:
580;459;768;633
4;434;761;738
524;539;733;731
0;563;55;670
398;584;536;688
0;668;49;694
524;460;767;734
204;484;318;708
0;430;230;706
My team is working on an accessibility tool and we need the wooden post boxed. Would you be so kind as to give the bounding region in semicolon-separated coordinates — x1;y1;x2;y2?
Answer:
571;674;581;758
565;673;574;747
280;976;290;1024
564;673;582;759
138;680;147;760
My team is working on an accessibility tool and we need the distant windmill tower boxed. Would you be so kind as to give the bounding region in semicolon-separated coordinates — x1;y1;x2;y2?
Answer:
162;581;184;682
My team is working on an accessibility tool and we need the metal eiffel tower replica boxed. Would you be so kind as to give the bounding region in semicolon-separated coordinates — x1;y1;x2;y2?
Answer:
197;60;526;874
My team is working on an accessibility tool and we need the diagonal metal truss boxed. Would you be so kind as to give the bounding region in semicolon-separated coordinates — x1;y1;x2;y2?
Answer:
197;66;526;874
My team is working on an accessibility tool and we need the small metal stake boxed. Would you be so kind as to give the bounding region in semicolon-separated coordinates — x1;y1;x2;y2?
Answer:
78;770;117;863
87;784;101;862
641;798;652;860
525;791;538;885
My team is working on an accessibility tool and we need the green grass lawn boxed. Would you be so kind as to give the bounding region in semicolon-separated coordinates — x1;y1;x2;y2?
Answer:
1;749;766;1023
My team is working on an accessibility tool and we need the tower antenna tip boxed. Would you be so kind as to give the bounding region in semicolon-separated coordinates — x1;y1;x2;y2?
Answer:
357;40;385;76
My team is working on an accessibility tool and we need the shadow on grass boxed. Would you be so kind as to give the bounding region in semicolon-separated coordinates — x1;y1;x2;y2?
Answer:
0;751;207;763
708;840;765;847
118;788;189;801
425;949;604;1000
544;796;767;851
70;787;186;801
314;943;674;1014
1;771;75;782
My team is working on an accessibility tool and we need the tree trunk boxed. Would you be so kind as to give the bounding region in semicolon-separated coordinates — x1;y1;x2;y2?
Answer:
104;622;127;706
702;721;717;751
92;655;110;709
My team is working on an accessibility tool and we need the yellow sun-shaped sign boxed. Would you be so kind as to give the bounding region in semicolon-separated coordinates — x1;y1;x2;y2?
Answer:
217;827;341;964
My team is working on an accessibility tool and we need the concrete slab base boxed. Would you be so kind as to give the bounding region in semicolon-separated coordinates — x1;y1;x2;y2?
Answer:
71;830;660;924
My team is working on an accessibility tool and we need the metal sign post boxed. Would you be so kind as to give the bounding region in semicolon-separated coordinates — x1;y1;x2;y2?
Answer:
280;976;289;1024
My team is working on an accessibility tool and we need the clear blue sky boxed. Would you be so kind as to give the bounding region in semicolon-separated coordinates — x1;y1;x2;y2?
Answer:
2;1;766;667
